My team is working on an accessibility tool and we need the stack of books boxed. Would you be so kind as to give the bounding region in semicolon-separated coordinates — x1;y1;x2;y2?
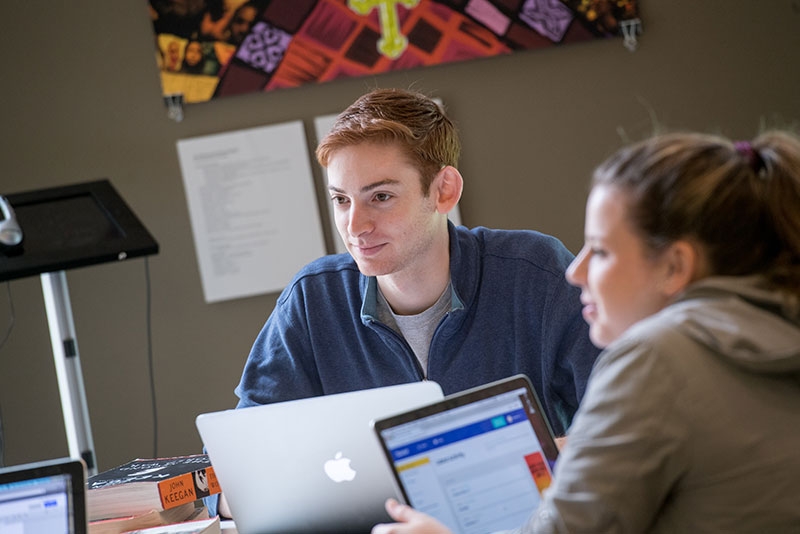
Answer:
86;454;221;534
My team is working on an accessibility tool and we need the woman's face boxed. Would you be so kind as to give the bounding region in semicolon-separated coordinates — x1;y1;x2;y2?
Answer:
184;41;203;66
566;185;674;347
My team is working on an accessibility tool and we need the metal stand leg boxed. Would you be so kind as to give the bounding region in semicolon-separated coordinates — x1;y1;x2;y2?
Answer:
40;271;97;475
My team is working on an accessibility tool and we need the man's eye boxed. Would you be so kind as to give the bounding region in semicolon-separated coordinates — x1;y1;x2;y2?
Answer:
331;196;348;205
374;193;391;202
590;247;607;257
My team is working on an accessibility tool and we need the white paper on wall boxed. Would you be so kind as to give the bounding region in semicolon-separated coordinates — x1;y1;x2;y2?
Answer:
177;120;326;303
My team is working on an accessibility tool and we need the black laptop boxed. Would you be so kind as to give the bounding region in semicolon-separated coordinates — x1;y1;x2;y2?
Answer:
0;457;87;534
372;375;559;534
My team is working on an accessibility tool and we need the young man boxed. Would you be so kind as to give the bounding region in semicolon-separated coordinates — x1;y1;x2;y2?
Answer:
208;87;599;518
232;88;598;431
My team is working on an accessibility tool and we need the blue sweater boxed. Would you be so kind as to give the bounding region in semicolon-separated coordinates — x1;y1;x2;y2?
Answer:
235;223;599;436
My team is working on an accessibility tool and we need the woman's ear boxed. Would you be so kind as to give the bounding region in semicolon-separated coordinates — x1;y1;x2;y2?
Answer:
660;240;703;297
434;166;463;214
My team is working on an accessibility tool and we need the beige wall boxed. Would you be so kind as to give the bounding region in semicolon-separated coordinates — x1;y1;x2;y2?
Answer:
0;1;798;472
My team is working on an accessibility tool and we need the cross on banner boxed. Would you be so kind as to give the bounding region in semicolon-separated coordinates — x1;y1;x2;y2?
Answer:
349;0;420;59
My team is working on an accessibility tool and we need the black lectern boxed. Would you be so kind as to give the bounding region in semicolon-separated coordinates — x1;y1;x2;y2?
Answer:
0;179;159;474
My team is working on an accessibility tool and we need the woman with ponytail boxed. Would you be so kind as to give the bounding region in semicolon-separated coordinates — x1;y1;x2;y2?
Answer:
374;131;800;533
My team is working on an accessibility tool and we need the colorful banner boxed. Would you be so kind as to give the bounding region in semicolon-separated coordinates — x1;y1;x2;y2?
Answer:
149;0;639;104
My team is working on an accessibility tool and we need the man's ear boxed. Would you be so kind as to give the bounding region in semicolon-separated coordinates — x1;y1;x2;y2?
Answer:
434;166;463;214
660;240;702;297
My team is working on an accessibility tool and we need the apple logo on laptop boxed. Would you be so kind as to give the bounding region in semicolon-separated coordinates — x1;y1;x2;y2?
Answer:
324;452;357;482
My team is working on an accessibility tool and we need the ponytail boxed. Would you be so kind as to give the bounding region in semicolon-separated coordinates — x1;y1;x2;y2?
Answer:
751;131;800;292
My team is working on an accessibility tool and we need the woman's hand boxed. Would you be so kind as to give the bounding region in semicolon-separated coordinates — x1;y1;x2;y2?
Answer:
371;498;452;534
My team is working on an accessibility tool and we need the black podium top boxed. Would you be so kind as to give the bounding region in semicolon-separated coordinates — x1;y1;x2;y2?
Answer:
0;179;159;282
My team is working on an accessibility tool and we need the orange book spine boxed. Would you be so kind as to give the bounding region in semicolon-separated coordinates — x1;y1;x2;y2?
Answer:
207;467;220;494
156;466;220;510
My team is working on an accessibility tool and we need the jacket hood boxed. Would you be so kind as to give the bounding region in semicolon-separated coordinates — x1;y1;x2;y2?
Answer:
670;276;800;374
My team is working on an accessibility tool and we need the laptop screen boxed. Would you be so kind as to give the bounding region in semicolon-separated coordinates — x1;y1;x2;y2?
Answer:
373;375;558;534
0;458;87;534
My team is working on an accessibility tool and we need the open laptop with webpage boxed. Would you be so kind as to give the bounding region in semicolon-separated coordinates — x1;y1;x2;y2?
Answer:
195;381;444;534
372;375;559;534
0;457;87;534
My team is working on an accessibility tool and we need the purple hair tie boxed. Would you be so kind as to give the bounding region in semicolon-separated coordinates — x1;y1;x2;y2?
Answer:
733;140;764;174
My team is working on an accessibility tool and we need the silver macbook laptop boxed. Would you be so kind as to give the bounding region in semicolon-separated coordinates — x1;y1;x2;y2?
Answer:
196;381;444;534
0;457;87;534
372;375;559;534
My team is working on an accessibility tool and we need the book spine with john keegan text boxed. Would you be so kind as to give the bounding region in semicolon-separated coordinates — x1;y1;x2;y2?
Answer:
88;455;223;518
157;465;220;509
